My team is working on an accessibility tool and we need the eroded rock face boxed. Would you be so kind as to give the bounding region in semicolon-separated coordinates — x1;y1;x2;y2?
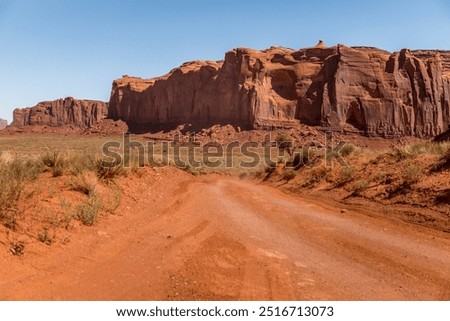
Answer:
0;119;7;130
11;97;108;128
109;44;450;137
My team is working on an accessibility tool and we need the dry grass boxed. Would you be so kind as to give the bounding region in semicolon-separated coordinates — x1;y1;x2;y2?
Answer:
95;159;127;182
0;155;43;228
69;171;99;195
75;192;103;226
0;141;129;231
401;165;422;185
276;140;449;211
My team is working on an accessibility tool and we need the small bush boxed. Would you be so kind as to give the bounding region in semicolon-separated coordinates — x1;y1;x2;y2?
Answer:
387;142;449;163
292;147;320;168
95;159;126;182
69;171;98;195
103;187;122;214
339;166;356;183
406;141;449;156
339;143;360;157
353;179;369;194
0;157;42;225
402;165;422;185
38;228;53;245
40;150;64;168
371;171;387;184
67;154;97;175
40;150;68;177
303;166;328;187
75;193;103;226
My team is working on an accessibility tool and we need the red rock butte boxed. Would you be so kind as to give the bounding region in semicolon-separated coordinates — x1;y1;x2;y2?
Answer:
107;44;450;137
9;43;450;138
11;97;108;129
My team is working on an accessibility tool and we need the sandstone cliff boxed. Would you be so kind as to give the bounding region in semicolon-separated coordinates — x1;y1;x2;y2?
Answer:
0;119;7;130
109;43;450;137
12;97;108;128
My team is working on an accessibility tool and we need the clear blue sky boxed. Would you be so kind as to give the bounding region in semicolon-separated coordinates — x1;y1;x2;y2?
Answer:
1;0;450;122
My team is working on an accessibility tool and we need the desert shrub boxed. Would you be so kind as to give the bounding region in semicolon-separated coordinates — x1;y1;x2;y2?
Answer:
302;165;328;187
95;158;126;182
38;228;53;245
0;157;42;226
386;142;449;163
66;153;126;182
352;179;369;194
339;143;360;157
339;166;356;183
406;141;450;156
386;147;410;162
59;197;75;228
282;169;296;181
40;150;66;177
371;171;387;184
103;187;122;214
67;153;97;175
69;171;98;195
291;147;320;168
401;165;422;185
325;143;360;166
40;150;63;168
75;193;103;226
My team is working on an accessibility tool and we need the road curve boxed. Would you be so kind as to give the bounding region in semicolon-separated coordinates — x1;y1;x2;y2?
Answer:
1;177;449;300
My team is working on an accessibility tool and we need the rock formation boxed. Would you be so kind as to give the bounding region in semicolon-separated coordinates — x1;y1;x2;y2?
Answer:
109;43;450;137
0;119;7;130
12;97;108;128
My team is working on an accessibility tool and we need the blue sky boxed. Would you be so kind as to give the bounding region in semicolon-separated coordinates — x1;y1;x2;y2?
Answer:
1;0;450;122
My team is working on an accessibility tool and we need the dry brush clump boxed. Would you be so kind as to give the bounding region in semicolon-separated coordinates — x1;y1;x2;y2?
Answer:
274;140;449;209
69;171;99;195
40;149;65;177
385;141;450;163
0;153;43;229
0;148;132;236
75;192;103;226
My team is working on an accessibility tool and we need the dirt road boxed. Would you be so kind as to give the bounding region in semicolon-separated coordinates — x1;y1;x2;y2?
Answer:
1;175;450;300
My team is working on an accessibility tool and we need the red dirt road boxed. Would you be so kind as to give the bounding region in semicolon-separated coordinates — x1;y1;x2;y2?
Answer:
1;175;449;300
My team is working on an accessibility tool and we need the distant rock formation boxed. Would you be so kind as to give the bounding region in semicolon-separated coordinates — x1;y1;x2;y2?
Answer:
0;118;7;130
11;97;108;128
108;44;450;137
